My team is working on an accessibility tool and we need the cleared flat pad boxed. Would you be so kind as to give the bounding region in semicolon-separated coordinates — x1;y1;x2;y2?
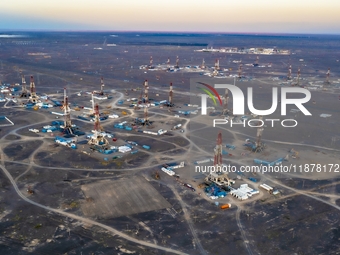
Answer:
81;177;171;218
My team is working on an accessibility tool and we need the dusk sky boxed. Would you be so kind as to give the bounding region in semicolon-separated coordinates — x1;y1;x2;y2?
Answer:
1;0;340;34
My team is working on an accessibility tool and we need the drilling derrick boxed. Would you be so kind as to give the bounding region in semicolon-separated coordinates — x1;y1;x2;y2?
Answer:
91;92;95;114
166;57;170;70
255;116;265;152
296;68;301;86
144;106;150;125
287;65;292;80
243;116;265;152
205;132;233;186
100;77;105;95
62;88;73;134
169;82;173;106
135;88;143;109
28;76;38;103
222;77;235;115
93;104;103;132
143;80;150;125
88;104;109;148
20;75;29;98
213;59;220;76
215;59;220;71
148;56;154;69
325;68;330;85
222;88;229;115
143;79;149;103
201;59;206;69
238;64;243;79
214;132;223;170
175;56;179;69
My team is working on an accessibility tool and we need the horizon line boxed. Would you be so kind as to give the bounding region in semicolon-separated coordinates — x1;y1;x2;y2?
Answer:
0;29;340;36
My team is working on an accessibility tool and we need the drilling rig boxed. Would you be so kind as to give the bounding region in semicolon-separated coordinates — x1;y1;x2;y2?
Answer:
238;64;243;79
324;68;331;85
296;68;301;86
201;58;206;69
143;80;151;125
175;56;179;69
61;88;75;135
168;82;174;107
166;57;170;70
287;65;292;80
143;79;149;103
255;117;265;152
19;75;29;98
222;77;235;116
99;77;105;95
212;59;220;76
88;104;109;149
28;76;39;104
205;132;234;186
214;132;223;169
222;88;229;116
243;116;265;152
148;56;154;69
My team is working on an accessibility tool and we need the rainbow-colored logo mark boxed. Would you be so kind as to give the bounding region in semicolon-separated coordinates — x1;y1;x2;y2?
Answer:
197;82;222;106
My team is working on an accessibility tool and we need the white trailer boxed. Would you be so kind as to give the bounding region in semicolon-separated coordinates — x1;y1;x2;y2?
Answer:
161;167;175;176
260;183;273;193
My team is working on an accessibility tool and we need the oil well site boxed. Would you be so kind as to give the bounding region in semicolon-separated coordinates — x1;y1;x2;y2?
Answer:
0;32;339;255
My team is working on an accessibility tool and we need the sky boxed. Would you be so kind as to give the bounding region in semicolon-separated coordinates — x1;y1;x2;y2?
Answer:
1;0;340;34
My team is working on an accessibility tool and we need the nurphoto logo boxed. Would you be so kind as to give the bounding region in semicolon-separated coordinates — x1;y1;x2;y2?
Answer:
198;82;312;128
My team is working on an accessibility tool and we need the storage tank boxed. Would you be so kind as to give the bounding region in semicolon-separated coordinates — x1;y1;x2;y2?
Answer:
220;203;231;209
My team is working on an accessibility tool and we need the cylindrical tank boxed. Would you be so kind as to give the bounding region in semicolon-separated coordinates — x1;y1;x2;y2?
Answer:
220;203;231;209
